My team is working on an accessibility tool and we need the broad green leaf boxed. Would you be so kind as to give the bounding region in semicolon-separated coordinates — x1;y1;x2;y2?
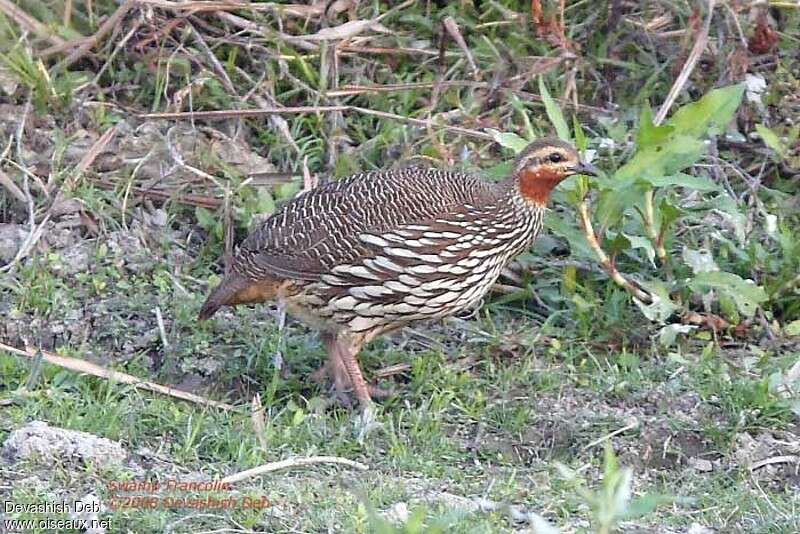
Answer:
538;77;570;141
573;114;587;151
689;271;767;317
636;106;674;147
614;134;704;183
640;172;719;191
658;198;682;230
625;233;657;266
784;320;800;337
633;280;679;322
623;494;675;520
486;128;529;154
658;323;697;346
594;185;647;229
603;232;632;257
667;84;745;138
544;213;596;260
755;124;787;159
682;247;719;274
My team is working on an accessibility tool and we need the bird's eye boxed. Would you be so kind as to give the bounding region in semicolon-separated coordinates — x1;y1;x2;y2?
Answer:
548;153;563;163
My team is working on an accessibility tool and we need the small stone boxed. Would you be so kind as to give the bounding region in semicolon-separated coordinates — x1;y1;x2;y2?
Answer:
51;198;83;217
2;421;126;469
382;502;409;524
0;224;27;263
687;524;716;534
689;457;713;472
150;209;168;227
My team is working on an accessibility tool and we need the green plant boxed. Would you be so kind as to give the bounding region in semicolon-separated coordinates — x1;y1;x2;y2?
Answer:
493;80;786;343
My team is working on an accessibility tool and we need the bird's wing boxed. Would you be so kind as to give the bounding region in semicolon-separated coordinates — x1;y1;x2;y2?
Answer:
233;167;499;281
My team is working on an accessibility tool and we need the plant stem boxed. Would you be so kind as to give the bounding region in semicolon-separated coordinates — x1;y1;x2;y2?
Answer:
578;200;654;304
643;188;672;278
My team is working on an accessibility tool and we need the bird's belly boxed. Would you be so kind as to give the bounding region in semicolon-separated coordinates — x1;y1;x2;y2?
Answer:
306;253;511;334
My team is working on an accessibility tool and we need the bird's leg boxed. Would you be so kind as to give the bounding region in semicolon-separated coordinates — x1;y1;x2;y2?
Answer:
316;334;393;403
319;333;353;403
336;335;372;410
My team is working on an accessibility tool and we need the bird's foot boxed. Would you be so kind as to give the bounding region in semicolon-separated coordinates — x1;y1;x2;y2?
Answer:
353;403;382;443
311;358;394;406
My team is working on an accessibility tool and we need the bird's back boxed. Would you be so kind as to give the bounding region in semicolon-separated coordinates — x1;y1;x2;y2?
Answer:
234;167;507;282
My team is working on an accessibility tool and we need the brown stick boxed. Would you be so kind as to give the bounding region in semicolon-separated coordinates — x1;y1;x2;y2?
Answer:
221;456;368;484
0;0;67;48
577;201;653;304
0;342;235;411
140;105;494;141
55;0;136;71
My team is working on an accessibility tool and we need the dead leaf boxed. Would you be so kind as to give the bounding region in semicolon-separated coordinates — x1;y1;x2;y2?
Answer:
748;11;778;55
299;19;390;41
682;311;731;332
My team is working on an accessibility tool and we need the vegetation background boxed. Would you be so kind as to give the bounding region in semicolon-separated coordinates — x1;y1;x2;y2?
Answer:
0;0;798;532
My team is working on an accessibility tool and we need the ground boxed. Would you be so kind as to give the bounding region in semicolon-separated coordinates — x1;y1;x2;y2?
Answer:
1;1;799;533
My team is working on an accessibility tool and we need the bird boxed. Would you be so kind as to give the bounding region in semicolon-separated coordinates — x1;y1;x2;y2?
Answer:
199;138;597;410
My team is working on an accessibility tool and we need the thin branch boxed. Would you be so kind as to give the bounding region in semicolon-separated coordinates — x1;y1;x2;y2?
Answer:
140;106;494;141
221;456;368;484
654;0;716;124
0;0;67;48
54;0;136;72
0;342;234;411
578;201;654;304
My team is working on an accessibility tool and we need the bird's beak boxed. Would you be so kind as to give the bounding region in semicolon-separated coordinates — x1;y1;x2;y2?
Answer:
571;161;598;177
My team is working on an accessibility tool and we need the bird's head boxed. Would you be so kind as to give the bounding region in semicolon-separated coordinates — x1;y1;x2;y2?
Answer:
512;138;597;206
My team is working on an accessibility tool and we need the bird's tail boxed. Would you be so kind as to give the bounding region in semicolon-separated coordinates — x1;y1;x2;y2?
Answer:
198;274;251;321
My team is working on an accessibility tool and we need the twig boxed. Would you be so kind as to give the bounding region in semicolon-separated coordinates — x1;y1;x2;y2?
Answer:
0;342;234;411
54;0;136;72
0;168;26;203
749;455;799;471
578;201;654;304
140;106;494;141
582;418;640;450
154;306;170;349
0;0;67;48
141;106;350;120
442;16;480;81
189;22;236;95
654;0;716;124
221;456;368;484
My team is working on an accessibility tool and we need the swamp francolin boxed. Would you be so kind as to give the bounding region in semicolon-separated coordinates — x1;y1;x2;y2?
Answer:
199;138;597;409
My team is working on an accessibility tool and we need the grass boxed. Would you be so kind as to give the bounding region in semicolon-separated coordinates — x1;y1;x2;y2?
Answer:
1;0;799;532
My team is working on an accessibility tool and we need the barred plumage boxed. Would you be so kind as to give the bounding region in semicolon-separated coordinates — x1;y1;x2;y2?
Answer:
199;138;597;408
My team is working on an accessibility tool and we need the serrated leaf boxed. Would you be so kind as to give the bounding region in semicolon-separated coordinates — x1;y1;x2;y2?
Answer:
594;185;647;229
538;77;570;141
487;128;529;154
658;198;682;229
667;84;745;138
689;271;767;317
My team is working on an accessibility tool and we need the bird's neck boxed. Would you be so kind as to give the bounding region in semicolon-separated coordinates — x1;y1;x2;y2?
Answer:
515;168;564;207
